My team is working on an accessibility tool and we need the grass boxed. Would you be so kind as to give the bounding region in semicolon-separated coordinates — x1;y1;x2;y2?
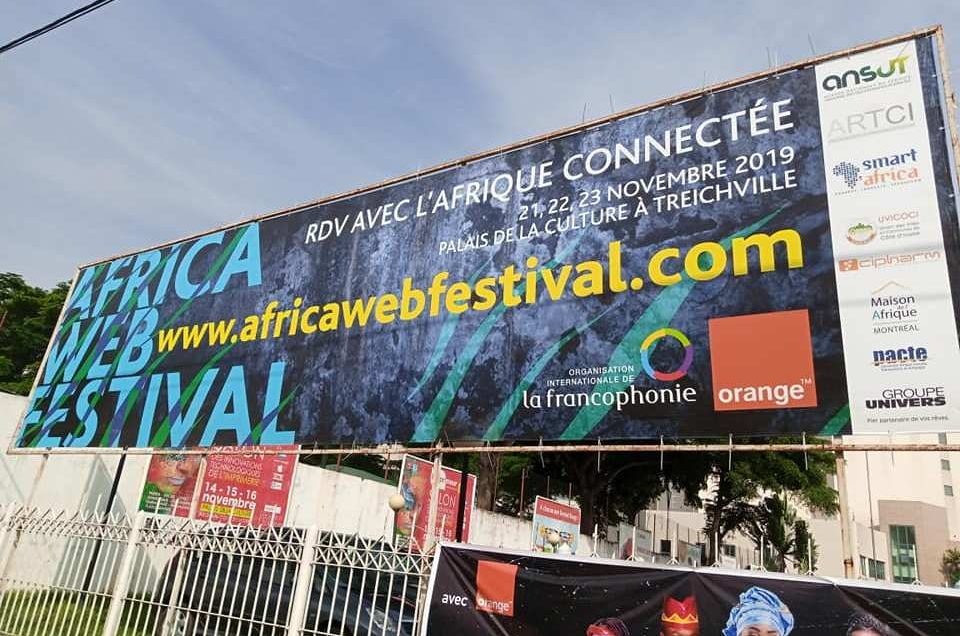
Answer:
0;590;159;636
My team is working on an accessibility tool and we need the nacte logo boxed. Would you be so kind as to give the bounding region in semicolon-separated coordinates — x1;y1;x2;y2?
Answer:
709;310;817;411
821;55;909;91
475;560;518;617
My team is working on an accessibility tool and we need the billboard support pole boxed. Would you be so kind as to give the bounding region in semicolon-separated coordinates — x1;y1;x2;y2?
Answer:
425;451;442;550
454;453;469;542
83;452;126;592
834;442;857;579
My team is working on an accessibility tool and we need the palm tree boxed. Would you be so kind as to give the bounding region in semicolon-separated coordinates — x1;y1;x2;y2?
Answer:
940;548;960;586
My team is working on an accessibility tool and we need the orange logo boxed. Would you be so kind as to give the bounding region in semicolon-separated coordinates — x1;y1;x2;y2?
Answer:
475;560;518;617
709;310;818;411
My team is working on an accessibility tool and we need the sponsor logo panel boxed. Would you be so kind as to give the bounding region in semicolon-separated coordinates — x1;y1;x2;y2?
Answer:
825;101;917;143
830;148;922;194
870;282;920;335
709;310;817;411
475;560;518;617
820;54;911;101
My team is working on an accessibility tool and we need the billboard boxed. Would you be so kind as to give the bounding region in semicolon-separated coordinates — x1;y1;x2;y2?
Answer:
423;544;960;634
195;446;297;526
530;496;581;554
395;455;477;549
15;29;960;450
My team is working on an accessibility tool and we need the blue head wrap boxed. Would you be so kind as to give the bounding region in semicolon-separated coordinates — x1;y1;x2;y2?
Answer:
722;586;794;636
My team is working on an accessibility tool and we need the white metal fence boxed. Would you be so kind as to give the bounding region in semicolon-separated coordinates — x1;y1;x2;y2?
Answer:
0;506;432;636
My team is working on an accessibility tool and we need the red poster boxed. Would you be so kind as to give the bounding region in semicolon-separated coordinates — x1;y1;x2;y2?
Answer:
196;446;298;526
395;455;477;550
139;454;202;517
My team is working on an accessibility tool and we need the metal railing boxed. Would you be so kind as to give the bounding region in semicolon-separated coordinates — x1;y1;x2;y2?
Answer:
0;506;433;636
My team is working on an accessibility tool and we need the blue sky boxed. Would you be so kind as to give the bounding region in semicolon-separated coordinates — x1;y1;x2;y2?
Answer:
2;1;958;288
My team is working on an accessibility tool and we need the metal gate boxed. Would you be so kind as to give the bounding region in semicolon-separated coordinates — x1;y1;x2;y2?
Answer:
0;505;432;636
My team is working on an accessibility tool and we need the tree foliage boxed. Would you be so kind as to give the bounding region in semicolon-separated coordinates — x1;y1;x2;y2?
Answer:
683;443;838;564
0;273;69;395
941;548;960;586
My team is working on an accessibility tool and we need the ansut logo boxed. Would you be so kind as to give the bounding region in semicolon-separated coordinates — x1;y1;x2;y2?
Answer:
822;55;909;91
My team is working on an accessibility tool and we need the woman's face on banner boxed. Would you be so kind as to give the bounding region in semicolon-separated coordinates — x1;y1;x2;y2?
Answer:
741;626;780;636
661;624;699;636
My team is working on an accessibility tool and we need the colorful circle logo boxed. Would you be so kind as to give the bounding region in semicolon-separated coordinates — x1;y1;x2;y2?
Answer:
640;328;694;381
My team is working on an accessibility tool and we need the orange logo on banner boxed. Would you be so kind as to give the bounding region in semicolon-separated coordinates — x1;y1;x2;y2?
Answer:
475;560;518;617
709;309;818;411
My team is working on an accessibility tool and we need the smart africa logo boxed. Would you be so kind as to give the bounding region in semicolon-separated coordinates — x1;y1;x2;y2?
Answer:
832;161;861;189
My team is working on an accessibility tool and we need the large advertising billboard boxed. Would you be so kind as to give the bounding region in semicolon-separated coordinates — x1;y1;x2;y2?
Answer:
423;544;960;634
14;30;960;450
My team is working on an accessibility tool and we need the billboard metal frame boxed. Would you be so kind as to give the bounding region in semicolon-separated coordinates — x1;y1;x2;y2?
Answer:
10;25;960;457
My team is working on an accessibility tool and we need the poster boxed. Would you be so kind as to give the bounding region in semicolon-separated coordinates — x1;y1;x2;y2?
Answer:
138;453;201;516
195;446;297;526
17;30;960;450
423;544;960;635
395;455;477;550
531;496;581;554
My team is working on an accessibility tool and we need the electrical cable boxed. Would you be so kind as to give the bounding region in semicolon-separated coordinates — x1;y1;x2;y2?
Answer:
0;0;119;56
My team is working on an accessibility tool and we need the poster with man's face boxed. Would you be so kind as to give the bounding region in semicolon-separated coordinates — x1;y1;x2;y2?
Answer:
139;454;202;516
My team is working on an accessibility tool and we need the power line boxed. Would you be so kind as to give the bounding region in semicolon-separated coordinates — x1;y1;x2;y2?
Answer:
0;0;119;57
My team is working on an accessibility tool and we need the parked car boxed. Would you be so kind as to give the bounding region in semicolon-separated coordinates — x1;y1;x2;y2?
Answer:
156;524;421;636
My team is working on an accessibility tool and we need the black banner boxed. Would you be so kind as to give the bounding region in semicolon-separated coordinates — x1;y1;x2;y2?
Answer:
424;545;960;635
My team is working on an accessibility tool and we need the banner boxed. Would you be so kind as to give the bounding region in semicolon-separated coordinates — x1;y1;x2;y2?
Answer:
138;453;201;516
195;446;297;526
531;496;581;554
16;30;960;450
423;544;960;635
395;455;477;549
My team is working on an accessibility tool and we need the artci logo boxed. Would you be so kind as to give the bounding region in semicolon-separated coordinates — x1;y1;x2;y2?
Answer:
846;222;877;245
831;148;921;193
821;54;910;94
826;101;916;142
709;310;817;411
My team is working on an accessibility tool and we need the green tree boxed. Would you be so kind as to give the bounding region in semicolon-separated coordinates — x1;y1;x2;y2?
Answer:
693;443;839;565
0;273;69;395
941;548;960;586
794;519;818;573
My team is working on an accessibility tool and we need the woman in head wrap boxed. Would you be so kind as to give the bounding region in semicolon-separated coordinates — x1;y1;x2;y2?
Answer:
586;617;630;636
722;586;794;636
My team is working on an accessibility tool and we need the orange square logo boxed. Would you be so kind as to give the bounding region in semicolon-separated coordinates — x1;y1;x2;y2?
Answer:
709;310;817;411
839;258;860;272
475;560;518;617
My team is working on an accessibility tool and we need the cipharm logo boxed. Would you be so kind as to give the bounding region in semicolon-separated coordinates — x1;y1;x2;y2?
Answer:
709;310;817;411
